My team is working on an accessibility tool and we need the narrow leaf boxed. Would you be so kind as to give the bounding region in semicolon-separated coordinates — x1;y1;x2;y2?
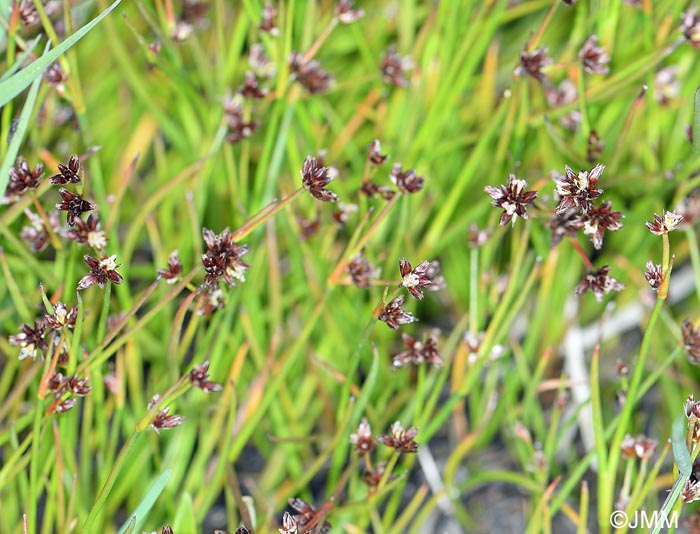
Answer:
672;415;692;476
0;36;43;83
693;87;700;155
117;469;171;534
0;0;122;108
0;66;43;200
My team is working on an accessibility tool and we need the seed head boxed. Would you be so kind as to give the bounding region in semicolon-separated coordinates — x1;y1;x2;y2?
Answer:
554;164;604;214
77;254;124;290
45;302;78;331
547;209;580;248
2;156;44;204
485;174;538;226
239;71;268;99
148;397;184;433
288;498;331;534
331;202;358;226
20;209;60;253
49;155;81;185
362;461;392;490
546;80;581;131
378;295;418;330
575;265;624;303
279;512;298;534
67;374;92;397
683;480;700;503
377;421;419;453
579;35;610;75
360;181;396;200
393;330;443;368
468;223;489;248
646;210;683;235
301;155;339;202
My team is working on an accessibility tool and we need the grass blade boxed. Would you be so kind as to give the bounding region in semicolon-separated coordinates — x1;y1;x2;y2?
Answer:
117;469;172;534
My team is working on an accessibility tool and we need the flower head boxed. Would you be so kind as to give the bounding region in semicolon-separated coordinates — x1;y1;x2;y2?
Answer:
349;418;375;456
682;320;700;364
485;174;538;226
378;295;418;330
644;261;663;291
399;258;433;299
224;98;259;143
301;155;339;202
289;52;334;94
346;252;380;287
9;318;49;360
2;156;44;203
335;0;364;24
20;209;60;253
259;2;279;35
547;209;580;248
239;71;268;99
393;331;443;368
157;250;183;284
188;361;223;392
579;35;610;75
288;498;331;534
201;227;250;287
514;45;552;82
65;213;107;250
554;164;604;214
681;9;700;48
381;46;411;87
574;200;624;250
77;255;124;290
377;421;419;453
360;181;396;200
575;265;624;302
279;512;298;534
390;163;424;194
45;302;78;331
49;155;81;185
367;139;388;166
56;188;96;227
646;210;683;235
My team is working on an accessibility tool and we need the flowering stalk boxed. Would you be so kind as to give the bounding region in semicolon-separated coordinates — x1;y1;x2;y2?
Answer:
302;18;338;64
231;187;303;241
29;191;62;250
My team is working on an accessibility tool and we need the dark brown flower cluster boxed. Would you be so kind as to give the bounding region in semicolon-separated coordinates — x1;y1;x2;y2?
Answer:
367;139;388;166
157;250;183;284
398;258;434;299
555;164;603;214
49;155;81;184
56;188;96;227
188;361;223;392
579;35;610;75
148;395;184;433
259;2;279;35
681;9;700;48
301;156;339;202
65;213;107;250
239;71;268;100
335;0;364;24
514;45;552;82
224;98;259;144
9;317;49;360
484;174;538;226
377;421;419;453
289;53;334;94
645;210;683;235
575;265;624;303
20;209;60;252
47;372;92;414
349;418;375;457
644;261;663;291
283;498;332;534
2;156;43;204
378;295;417;330
393;331;442;368
619;434;657;461
201;227;250;287
390;163;424;194
381;46;411;87
346;252;379;287
77;255;124;290
683;320;700;364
